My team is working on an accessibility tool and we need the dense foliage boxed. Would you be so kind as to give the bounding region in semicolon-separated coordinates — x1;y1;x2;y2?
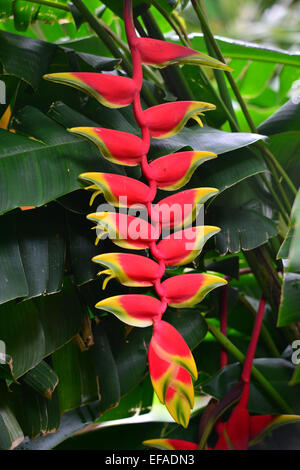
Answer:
0;0;300;450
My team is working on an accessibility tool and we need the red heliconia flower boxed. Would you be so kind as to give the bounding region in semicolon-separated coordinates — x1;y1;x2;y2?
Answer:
148;320;198;427
214;397;251;450
143;439;198;450
68;127;146;166
95;294;162;327
92;253;163;288
79;172;151;207
156;226;220;267
152;188;218;229
161;273;227;307
149;151;217;191
47;0;231;430
87;212;159;249
144;411;300;451
208;295;300;450
137;37;232;71
144;101;216;139
43;73;137;108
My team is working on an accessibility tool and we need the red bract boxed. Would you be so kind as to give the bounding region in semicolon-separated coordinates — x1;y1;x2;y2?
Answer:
87;212;159;249
43;73;137;108
149;151;217;191
148;320;197;427
92;253;162;288
152;188;218;229
96;294;162;327
156;226;220;266
144;101;216;139
69;127;146;166
137;37;232;71
161;273;227;307
143;439;198;450
79;172;151;207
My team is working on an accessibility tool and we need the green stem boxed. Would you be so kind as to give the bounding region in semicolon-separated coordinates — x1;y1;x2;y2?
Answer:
207;320;293;413
202;36;238;131
23;0;69;11
152;1;185;42
260;173;290;224
171;11;190;44
244;246;281;315
256;143;297;198
239;296;281;358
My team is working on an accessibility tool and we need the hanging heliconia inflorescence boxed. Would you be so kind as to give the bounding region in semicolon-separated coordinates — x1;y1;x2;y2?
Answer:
44;0;230;427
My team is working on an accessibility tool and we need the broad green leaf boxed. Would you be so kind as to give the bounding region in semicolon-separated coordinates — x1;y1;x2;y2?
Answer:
0;205;65;304
13;0;37;31
249;86;279;109
277;226;294;260
49;98;137;134
0;0;12;19
22;361;59;399
232;105;279;133
68;50;120;71
150;125;266;158
61;35;112;57
16;407;164;450
52;340;99;413
66;210;99;286
91;322;121;414
267;131;300;189
0;106;120;214
258;99;300;135
279;66;300;103
10;384;60;439
278;275;300;327
0;381;24;450
0;211;29;304
96;377;152;423
16;403;99;450
193;146;267;194
278;190;300;326
203;358;300;414
0;277;84;381
237;61;276;99
210;206;278;255
0;31;56;90
191;34;300;67
205;256;240;280
0;31;121;93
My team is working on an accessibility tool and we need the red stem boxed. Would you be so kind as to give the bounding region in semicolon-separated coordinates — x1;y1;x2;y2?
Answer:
124;0;167;318
241;294;266;385
220;284;228;369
